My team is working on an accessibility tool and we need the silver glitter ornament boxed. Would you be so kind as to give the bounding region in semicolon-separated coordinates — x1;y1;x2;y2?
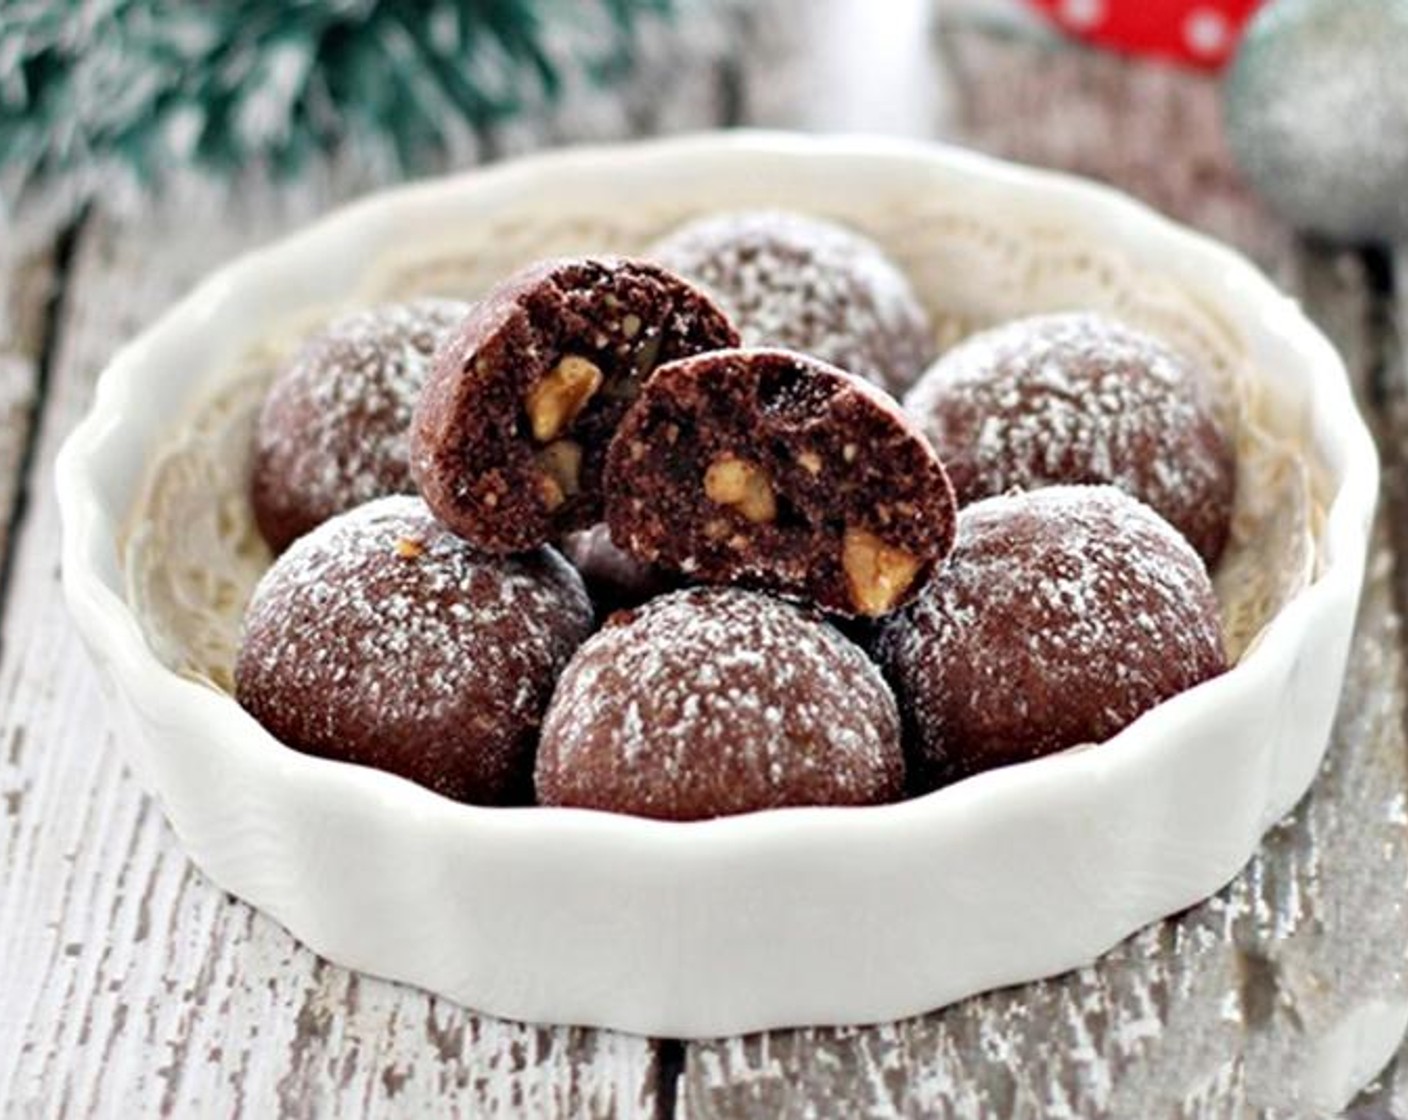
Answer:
1225;0;1408;243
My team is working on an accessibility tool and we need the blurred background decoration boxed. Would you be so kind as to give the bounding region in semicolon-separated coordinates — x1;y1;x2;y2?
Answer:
7;0;1408;249
1023;0;1263;69
0;0;716;232
999;0;1408;246
1224;0;1408;243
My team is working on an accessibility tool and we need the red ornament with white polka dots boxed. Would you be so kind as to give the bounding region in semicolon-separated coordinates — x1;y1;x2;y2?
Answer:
1026;0;1265;69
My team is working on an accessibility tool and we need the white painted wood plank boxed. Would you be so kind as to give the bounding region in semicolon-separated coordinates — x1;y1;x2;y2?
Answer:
1344;243;1408;1120
681;17;1408;1119
0;241;55;569
0;182;659;1119
0;15;744;1111
680;515;1408;1120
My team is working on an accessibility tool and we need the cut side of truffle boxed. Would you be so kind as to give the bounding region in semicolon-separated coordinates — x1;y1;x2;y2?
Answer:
535;586;905;820
411;256;738;553
650;209;934;394
605;348;957;618
250;298;469;553
234;496;593;804
904;312;1236;565
873;485;1228;791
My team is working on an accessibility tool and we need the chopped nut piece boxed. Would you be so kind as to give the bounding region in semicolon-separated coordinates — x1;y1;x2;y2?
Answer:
842;443;858;463
797;450;823;475
704;455;777;523
537;439;583;503
622;313;642;339
393;537;424;560
842;527;922;617
525;355;603;442
539;473;566;511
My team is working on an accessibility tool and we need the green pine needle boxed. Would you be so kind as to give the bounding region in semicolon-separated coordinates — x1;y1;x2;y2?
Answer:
0;0;679;209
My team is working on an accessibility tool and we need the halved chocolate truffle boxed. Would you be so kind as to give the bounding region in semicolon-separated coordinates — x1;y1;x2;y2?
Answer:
605;348;956;618
411;257;738;553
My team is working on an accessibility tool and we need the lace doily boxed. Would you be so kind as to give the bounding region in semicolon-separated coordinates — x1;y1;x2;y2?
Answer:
123;200;1317;692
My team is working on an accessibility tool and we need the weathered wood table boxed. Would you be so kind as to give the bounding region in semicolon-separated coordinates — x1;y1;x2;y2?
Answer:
3;5;1406;1116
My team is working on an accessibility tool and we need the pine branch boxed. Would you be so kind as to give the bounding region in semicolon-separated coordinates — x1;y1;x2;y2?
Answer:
0;0;681;212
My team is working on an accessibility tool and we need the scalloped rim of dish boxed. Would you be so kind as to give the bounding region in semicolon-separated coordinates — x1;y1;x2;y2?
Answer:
55;132;1381;1044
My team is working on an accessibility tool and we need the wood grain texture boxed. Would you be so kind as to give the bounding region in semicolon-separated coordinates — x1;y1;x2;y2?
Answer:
682;557;1408;1117
1380;248;1408;629
0;189;659;1119
1344;246;1408;1120
939;15;1296;278
0;24;748;1115
679;16;1408;1119
0;241;56;577
678;312;1408;1120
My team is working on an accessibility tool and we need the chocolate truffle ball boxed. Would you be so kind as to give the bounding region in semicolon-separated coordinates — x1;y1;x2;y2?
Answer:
560;523;677;616
250;298;470;553
874;486;1227;789
411;256;738;554
903;312;1236;565
605;348;956;618
651;210;934;394
536;587;904;820
235;495;593;804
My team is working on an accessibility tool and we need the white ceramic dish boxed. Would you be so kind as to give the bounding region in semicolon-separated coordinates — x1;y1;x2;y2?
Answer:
57;132;1377;1039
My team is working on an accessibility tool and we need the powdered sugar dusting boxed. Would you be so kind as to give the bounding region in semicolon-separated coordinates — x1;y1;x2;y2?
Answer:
904;312;1234;562
251;298;469;546
236;496;592;801
537;587;903;819
876;486;1226;775
650;210;933;393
